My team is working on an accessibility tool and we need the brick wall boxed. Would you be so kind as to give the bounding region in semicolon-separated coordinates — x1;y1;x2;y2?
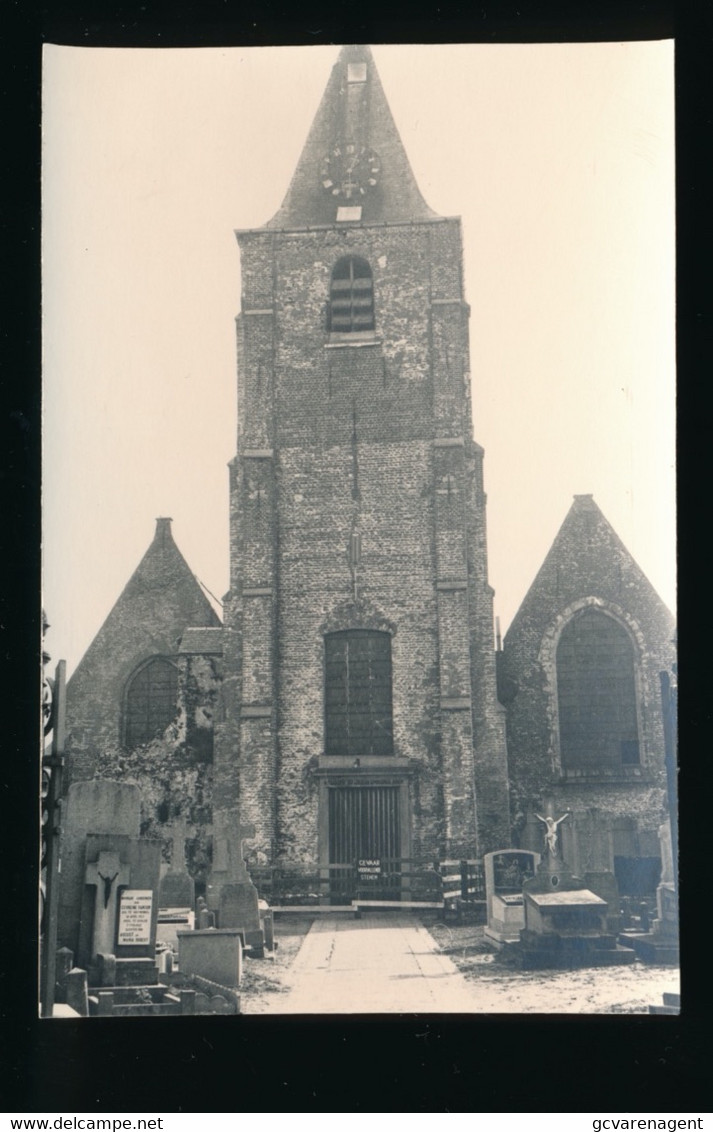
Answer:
500;495;676;868
62;521;221;888
214;214;511;873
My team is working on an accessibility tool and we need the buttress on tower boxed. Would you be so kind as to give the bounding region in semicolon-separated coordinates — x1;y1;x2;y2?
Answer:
211;44;511;898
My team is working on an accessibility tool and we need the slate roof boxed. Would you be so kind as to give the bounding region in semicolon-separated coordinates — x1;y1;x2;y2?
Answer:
265;45;439;230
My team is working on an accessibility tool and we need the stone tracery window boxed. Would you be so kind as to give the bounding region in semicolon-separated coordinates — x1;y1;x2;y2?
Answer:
556;609;639;769
124;657;178;749
328;256;375;333
325;629;393;757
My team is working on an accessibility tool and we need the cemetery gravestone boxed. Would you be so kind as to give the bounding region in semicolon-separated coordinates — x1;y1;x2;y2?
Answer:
584;870;622;933
78;833;162;984
484;849;539;945
177;928;244;988
208;814;265;954
58;780;141;959
158;817;195;910
617;818;679;964
516;809;635;968
65;968;89;1017
117;890;154;945
84;850;131;958
54;946;74;1003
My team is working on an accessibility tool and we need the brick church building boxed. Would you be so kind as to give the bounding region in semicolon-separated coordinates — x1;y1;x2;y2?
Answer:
59;46;675;907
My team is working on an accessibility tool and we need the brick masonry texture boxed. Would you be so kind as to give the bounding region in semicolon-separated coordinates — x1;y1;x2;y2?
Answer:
217;185;511;870
62;520;221;891
499;494;675;874
59;48;674;904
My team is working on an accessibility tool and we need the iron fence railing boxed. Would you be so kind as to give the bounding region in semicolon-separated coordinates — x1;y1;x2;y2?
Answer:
249;858;485;907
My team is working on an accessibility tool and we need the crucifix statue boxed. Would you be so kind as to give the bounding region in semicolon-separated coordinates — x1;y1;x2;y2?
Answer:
535;811;570;857
85;850;131;957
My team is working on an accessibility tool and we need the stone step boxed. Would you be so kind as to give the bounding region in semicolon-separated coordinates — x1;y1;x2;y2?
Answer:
518;947;636;970
648;1004;679;1015
631;938;679;965
110;1002;182;1016
88;985;173;1005
663;991;681;1008
353;900;444;913
520;930;618;950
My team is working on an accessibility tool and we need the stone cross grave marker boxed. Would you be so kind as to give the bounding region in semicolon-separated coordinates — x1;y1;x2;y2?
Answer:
169;816;189;872
84;850;131;958
211;815;256;884
159;815;195;908
209;814;262;943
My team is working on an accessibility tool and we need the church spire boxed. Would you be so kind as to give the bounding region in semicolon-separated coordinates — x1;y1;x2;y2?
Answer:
266;45;438;229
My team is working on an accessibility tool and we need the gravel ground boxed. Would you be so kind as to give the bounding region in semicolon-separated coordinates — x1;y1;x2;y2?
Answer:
239;913;680;1015
240;913;316;1013
423;919;680;1013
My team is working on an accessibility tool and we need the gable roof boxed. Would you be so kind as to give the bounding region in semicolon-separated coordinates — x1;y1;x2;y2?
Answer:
68;518;221;691
504;494;675;647
265;45;438;229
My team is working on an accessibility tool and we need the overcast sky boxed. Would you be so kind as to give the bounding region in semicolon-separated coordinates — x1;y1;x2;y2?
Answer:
42;42;675;676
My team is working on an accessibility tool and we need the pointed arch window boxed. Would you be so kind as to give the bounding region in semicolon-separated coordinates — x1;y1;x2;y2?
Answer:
328;256;375;333
124;657;178;749
556;610;639;769
325;630;393;757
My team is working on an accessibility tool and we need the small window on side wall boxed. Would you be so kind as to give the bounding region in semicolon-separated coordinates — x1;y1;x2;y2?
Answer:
328;256;374;333
124;657;178;749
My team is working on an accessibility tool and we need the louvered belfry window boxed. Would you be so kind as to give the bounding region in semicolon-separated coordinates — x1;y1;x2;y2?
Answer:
124;657;178;749
556;610;640;769
328;256;375;333
325;630;393;757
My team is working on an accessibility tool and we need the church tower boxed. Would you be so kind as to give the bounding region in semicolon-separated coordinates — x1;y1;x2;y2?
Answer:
212;45;510;901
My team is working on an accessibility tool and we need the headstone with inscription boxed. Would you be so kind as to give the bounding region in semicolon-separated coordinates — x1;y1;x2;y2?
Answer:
58;780;141;960
77;832;162;985
483;849;539;945
118;890;154;945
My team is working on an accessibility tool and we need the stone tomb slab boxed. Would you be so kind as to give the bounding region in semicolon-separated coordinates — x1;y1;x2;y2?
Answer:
524;888;608;936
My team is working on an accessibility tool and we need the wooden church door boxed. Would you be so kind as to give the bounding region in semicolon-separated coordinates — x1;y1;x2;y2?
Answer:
328;785;401;903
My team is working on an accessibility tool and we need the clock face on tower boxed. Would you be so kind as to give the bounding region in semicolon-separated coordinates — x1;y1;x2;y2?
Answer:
320;144;381;201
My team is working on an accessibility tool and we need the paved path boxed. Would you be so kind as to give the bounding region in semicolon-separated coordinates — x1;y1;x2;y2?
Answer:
257;913;482;1014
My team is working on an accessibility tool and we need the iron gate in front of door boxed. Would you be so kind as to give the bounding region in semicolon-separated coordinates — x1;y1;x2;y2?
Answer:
328;785;401;903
